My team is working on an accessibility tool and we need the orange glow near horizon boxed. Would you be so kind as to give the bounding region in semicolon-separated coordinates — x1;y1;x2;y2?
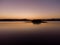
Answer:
0;0;60;19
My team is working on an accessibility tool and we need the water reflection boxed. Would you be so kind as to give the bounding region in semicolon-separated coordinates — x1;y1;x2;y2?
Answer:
0;21;60;31
31;19;47;24
0;21;60;43
31;21;47;24
25;21;47;24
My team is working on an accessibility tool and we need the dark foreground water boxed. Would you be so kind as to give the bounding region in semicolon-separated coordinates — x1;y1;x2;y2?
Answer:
0;21;60;44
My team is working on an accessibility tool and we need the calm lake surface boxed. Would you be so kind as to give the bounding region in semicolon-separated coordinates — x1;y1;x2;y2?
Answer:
0;21;60;33
0;21;60;36
0;21;60;43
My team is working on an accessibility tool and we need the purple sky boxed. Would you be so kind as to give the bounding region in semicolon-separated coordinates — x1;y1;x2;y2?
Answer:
0;0;60;19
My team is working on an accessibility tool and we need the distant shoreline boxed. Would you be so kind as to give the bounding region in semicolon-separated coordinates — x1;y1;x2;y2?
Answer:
0;19;60;21
0;19;60;24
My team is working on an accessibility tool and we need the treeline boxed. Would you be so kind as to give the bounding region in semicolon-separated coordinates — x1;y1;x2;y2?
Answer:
0;19;31;21
42;18;60;21
0;18;60;21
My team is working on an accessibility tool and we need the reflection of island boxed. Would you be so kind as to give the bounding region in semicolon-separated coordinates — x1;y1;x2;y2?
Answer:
31;19;47;24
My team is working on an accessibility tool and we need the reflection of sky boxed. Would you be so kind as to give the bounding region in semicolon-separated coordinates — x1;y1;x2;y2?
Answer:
0;0;60;19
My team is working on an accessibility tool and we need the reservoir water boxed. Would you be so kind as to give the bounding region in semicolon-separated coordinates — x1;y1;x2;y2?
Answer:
0;21;60;44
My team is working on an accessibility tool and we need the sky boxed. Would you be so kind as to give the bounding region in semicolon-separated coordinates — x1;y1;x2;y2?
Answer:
0;0;60;19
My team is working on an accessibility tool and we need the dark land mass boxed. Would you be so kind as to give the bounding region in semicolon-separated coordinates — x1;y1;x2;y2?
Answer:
0;18;60;24
42;18;60;21
0;19;31;21
0;18;60;21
